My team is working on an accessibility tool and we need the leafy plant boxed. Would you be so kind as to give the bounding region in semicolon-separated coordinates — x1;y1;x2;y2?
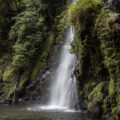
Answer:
9;0;47;68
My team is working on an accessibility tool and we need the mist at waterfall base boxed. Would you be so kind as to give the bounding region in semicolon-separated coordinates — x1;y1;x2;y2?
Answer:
27;26;80;112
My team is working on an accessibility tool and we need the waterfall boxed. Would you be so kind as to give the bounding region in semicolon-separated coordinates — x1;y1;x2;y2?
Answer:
48;25;79;110
27;25;79;112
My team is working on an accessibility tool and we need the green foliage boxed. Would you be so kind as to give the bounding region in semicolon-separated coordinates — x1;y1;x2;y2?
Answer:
56;0;101;37
88;82;105;101
31;54;46;82
19;71;30;89
88;102;93;109
31;32;54;81
8;85;16;98
75;0;100;9
41;0;67;20
55;10;70;34
95;10;120;116
54;3;72;41
109;78;115;97
0;0;25;53
0;0;67;100
71;33;87;57
95;9;120;77
102;97;109;113
69;2;109;106
71;0;102;22
112;96;120;120
9;1;47;68
72;1;120;118
3;67;16;82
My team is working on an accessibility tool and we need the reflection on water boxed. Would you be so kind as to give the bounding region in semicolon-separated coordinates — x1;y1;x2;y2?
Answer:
0;104;96;120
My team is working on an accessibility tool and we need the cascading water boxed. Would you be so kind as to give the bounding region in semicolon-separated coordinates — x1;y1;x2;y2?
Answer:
48;25;79;110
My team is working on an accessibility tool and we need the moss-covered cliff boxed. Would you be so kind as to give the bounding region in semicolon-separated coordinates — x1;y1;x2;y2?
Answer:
68;0;120;119
0;0;67;103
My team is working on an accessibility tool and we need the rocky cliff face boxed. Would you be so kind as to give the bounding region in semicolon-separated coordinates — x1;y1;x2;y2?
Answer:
70;0;120;119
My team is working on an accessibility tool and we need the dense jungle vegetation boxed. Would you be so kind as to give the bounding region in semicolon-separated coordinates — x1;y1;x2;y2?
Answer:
0;0;67;101
0;0;120;119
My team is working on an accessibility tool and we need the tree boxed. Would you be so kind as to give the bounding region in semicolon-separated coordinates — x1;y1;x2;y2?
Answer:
0;0;25;54
9;0;47;68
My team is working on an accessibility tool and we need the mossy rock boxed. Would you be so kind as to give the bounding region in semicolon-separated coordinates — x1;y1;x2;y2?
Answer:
3;67;16;82
109;78;115;97
112;106;120;120
88;81;106;101
8;84;16;98
19;71;30;89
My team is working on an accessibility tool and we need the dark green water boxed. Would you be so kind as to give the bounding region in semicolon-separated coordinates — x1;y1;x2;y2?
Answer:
0;104;97;120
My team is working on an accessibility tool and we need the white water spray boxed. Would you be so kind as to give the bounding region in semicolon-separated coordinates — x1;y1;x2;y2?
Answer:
48;25;78;110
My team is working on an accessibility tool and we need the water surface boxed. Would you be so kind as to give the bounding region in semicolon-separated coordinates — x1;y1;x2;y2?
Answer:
0;104;97;120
